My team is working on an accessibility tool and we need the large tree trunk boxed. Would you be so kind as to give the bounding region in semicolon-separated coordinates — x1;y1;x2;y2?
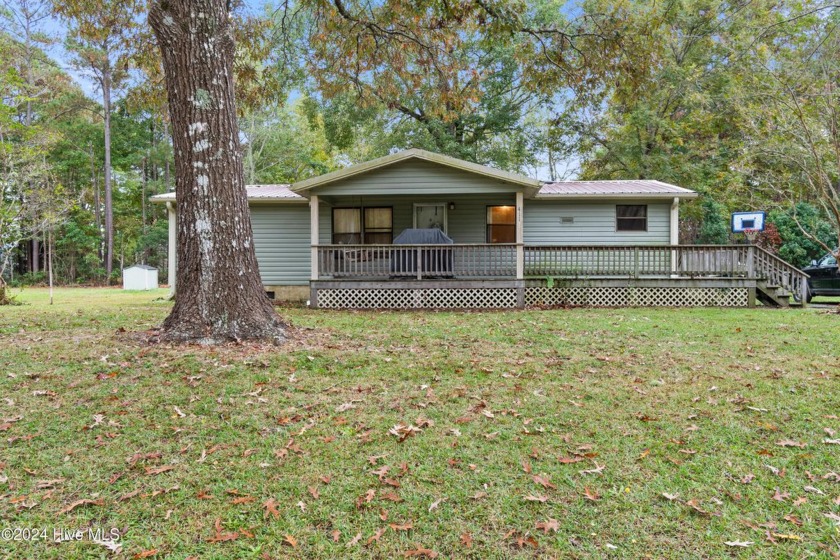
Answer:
149;0;286;344
103;57;114;281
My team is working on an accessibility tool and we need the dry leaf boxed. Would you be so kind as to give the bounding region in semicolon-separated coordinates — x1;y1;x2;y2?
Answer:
428;498;443;512
583;487;600;501
403;547;438;558
776;440;807;448
363;527;386;545
460;533;473;548
231;496;256;505
145;465;174;476
346;533;362;548
389;522;413;531
533;475;557;490
59;498;104;514
133;549;158;559
206;518;238;543
283;534;298;549
524;494;548;502
263;498;280;519
536;518;559;534
724;541;753;547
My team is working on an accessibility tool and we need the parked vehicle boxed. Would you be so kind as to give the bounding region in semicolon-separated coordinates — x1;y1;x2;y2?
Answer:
803;251;840;302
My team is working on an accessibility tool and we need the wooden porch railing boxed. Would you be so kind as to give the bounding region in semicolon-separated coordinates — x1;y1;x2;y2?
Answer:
316;244;517;280
315;243;809;299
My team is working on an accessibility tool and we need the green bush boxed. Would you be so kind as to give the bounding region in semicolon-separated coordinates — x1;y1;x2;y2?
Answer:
697;198;730;245
768;203;837;268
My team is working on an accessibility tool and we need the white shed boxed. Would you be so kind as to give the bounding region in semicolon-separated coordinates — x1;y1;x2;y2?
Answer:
123;264;159;291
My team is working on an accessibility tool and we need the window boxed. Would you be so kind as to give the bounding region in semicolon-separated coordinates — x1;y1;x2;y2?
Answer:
332;208;361;244
616;205;647;232
332;207;392;244
363;207;393;244
486;206;516;243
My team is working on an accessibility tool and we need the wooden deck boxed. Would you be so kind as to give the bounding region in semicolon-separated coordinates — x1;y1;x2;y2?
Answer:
311;244;808;309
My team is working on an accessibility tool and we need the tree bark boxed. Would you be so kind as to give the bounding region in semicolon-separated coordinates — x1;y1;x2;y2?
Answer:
149;0;286;344
103;54;114;281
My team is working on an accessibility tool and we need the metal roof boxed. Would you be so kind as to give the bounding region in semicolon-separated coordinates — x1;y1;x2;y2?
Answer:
150;184;303;203
537;180;696;198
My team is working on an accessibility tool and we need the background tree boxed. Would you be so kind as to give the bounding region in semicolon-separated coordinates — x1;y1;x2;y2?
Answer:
295;0;613;170
740;5;840;261
53;0;143;280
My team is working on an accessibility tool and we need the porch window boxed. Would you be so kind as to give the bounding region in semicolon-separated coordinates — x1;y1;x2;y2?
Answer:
363;207;393;244
332;207;393;244
332;208;362;244
616;205;647;232
486;205;516;243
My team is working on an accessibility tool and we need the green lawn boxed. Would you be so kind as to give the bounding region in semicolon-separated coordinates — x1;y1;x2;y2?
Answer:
1;288;838;559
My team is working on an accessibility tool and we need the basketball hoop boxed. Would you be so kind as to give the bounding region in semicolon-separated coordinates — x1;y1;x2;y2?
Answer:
743;228;759;244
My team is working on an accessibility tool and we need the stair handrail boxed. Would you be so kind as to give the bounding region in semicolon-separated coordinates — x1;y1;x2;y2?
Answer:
750;246;810;302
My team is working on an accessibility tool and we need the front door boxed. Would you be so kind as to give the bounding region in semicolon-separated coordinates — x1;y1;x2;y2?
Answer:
414;203;447;232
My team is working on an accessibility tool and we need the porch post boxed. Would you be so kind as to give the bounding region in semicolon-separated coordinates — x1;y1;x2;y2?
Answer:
515;191;524;280
166;201;176;296
515;191;525;308
310;195;319;281
670;197;679;275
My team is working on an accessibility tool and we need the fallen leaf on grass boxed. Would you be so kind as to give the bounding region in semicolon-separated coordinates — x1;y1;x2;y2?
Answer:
283;534;298;549
823;439;840;445
205;518;239;543
144;465;174;476
460;533;473;548
389;423;423;442
824;512;840;526
724;541;753;547
403;546;438;558
536;519;559;534
776;440;807;449
389;522;413;531
769;533;802;541
263;498;280;519
346;533;362;548
772;488;790;501
685;499;719;517
231;496;256;505
533;475;557;490
803;485;825;495
118;490;141;502
133;549;158;558
524;495;548;503
558;456;585;464
366;527;387;545
661;493;679;501
59;498;104;514
583;487;600;501
428;498;444;512
784;514;803;526
579;462;605;475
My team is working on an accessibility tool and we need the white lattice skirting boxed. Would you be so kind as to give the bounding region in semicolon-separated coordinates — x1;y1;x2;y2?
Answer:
316;288;518;309
525;286;749;307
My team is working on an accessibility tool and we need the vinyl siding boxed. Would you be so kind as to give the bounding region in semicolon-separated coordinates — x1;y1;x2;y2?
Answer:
311;159;526;196
250;205;310;285
524;201;671;245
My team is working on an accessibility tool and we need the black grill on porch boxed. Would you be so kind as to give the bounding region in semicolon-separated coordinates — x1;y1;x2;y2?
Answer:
390;228;454;277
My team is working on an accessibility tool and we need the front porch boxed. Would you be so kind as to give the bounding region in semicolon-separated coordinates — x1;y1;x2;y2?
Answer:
310;244;809;309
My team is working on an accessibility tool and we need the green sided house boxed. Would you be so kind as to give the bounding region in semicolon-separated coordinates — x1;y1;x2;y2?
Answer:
151;149;808;309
